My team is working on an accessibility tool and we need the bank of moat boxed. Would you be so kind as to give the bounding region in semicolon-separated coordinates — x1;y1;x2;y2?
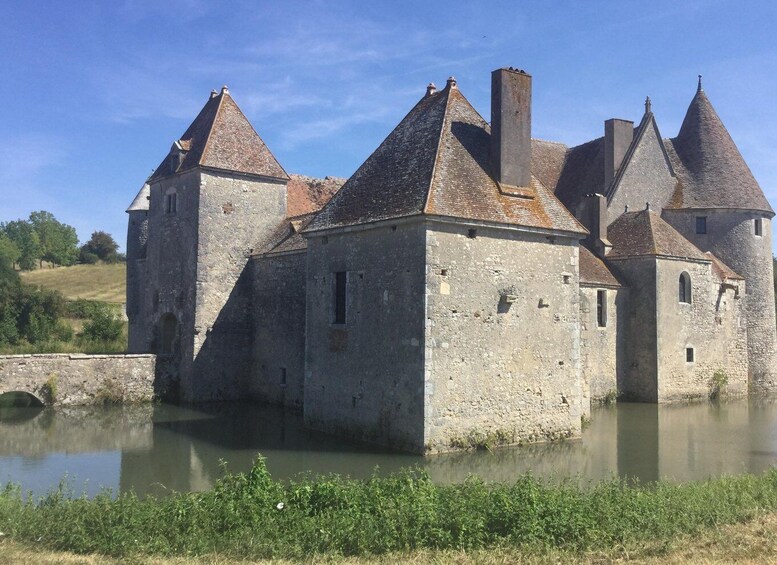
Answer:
125;69;776;453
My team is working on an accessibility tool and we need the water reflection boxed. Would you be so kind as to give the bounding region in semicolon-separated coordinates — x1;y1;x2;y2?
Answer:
1;399;776;498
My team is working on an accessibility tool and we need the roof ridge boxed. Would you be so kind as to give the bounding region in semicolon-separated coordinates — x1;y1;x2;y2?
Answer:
423;86;454;214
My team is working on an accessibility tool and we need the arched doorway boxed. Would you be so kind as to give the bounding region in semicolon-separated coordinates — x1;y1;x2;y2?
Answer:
159;313;180;356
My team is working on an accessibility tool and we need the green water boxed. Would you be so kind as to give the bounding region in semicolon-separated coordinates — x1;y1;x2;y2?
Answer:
1;398;775;497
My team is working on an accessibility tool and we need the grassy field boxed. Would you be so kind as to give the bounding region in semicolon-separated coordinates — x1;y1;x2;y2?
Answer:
20;263;126;304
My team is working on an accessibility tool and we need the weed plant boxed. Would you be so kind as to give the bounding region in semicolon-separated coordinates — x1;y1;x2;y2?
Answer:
2;459;777;560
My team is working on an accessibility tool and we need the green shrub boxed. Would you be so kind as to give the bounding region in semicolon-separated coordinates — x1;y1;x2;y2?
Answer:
80;307;122;342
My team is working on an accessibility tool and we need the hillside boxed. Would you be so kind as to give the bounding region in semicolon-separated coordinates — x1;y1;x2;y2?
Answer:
20;263;126;304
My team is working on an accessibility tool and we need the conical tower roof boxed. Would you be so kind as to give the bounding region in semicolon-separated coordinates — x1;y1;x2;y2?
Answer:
126;182;150;212
149;87;288;182
307;79;585;235
666;85;773;215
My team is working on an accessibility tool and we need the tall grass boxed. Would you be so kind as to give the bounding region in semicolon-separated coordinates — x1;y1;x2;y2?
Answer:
2;459;777;560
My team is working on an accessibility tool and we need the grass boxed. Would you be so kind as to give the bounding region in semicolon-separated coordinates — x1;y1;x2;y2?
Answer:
3;459;777;562
20;263;126;304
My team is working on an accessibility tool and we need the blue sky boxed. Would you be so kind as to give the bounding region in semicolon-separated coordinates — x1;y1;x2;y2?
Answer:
2;0;777;253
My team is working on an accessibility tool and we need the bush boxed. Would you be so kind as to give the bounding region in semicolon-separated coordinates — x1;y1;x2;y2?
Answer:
65;299;109;320
80;306;123;342
79;251;99;265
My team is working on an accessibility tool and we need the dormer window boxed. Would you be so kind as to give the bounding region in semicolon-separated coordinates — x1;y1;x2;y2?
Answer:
169;141;188;175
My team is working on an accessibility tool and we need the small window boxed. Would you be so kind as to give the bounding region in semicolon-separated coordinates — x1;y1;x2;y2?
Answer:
165;191;178;214
755;218;763;237
333;271;347;324
467;228;477;239
679;272;692;304
280;368;287;386
695;216;707;234
597;290;607;328
686;347;695;363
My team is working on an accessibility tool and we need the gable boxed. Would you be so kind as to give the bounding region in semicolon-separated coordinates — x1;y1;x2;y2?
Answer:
607;116;676;225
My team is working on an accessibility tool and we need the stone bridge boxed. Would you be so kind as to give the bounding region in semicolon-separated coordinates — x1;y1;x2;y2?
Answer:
0;354;157;407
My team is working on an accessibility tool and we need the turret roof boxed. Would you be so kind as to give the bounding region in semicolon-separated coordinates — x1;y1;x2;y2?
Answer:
306;81;586;235
607;208;708;261
149;87;288;182
665;87;773;215
125;182;150;212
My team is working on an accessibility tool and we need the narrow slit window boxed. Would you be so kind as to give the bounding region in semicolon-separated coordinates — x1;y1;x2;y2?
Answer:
755;218;763;237
334;271;347;324
165;192;178;214
695;216;707;234
596;290;607;328
686;347;695;363
679;272;692;304
280;367;287;386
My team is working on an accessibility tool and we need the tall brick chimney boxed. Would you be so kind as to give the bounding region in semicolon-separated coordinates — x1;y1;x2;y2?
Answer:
491;68;532;188
604;118;633;189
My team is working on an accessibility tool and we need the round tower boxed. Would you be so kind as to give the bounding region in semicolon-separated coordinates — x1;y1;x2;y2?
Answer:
662;82;776;391
126;183;150;353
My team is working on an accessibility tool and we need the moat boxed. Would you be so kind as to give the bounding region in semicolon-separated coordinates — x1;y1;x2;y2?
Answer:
1;398;776;498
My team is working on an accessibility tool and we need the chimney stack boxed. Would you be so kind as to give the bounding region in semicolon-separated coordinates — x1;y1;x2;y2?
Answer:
491;68;532;188
604;118;633;189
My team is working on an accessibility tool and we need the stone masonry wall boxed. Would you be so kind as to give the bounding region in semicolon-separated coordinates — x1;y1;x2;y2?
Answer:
579;285;625;409
188;170;287;401
251;251;307;409
424;223;582;453
0;354;157;406
655;257;748;401
607;122;676;224
663;209;776;392
304;221;427;453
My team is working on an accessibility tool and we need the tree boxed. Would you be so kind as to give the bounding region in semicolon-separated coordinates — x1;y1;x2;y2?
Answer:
28;211;79;267
1;220;40;270
0;233;21;268
80;231;120;263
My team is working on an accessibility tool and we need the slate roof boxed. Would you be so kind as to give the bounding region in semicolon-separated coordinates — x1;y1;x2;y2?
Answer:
287;175;345;217
306;81;586;235
553;137;605;212
607;209;708;261
531;139;568;195
149;88;289;183
579;245;621;287
665;88;773;215
126;183;150;212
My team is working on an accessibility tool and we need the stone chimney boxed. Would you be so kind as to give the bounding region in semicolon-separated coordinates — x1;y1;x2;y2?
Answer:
491;68;532;188
578;193;613;257
604;118;633;189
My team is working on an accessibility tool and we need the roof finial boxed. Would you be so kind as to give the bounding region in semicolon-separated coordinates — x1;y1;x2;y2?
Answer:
697;74;703;92
645;96;652;114
221;85;229;95
210;89;218;99
425;82;437;97
446;76;457;89
625;204;629;213
646;201;651;211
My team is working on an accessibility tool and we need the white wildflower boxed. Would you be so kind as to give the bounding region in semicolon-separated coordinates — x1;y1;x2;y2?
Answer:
276;502;285;510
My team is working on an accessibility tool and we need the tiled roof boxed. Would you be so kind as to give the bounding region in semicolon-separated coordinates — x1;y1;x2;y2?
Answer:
287;175;345;217
579;245;621;287
149;88;289;182
665;88;773;215
254;212;317;257
607;209;708;261
307;82;585;235
126;183;150;212
706;251;744;281
553;137;604;213
531;139;567;196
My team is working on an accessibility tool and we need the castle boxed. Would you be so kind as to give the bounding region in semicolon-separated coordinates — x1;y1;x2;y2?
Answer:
126;68;776;453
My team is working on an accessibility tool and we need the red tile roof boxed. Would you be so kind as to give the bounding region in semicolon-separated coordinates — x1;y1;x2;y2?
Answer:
607;209;708;260
149;88;288;182
579;246;621;287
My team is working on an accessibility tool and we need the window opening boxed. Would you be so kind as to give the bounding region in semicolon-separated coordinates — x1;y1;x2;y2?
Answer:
755;218;763;237
165;192;178;214
467;228;477;239
280;368;287;386
334;271;347;324
695;216;707;234
686;347;695;363
596;290;607;327
679;272;692;304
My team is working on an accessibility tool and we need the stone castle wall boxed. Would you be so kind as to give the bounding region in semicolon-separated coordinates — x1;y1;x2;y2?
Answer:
663;209;776;392
579;285;624;408
304;221;427;452
423;222;582;453
0;354;157;406
251;251;307;408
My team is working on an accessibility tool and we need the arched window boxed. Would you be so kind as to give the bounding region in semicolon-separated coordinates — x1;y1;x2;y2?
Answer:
679;272;692;304
159;313;179;355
